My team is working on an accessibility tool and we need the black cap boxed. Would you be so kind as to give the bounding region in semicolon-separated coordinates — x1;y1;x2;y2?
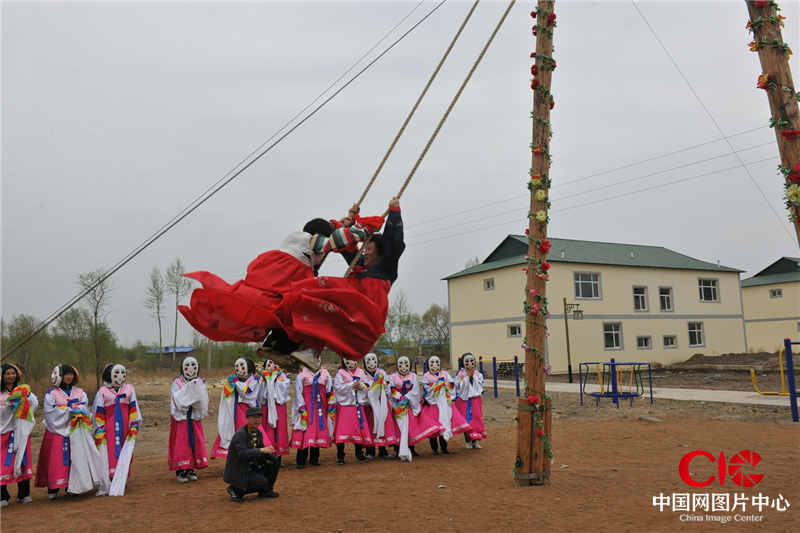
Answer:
245;406;262;418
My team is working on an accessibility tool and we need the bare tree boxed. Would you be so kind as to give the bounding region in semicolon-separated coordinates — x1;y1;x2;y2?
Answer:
164;258;192;363
78;269;112;389
144;267;166;353
422;304;450;363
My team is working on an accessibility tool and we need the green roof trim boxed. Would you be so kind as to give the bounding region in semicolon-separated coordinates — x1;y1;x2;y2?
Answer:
443;236;743;280
741;271;800;287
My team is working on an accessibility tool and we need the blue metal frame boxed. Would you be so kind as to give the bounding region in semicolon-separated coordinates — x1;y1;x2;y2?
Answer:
578;359;654;408
783;338;799;423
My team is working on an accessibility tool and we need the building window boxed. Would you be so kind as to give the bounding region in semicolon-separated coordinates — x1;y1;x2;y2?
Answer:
603;322;622;350
698;279;719;302
663;335;677;349
483;278;495;291
633;286;648;312
659;287;673;312
636;336;652;350
769;288;783;298
688;322;705;347
574;272;601;299
507;324;522;337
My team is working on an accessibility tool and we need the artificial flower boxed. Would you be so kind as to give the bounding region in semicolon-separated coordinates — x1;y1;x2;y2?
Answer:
757;73;770;89
541;261;551;271
535;189;548;201
531;78;540;90
749;40;760;51
528;395;539;405
537;239;552;254
547;13;557;25
530;10;537;18
781;129;800;140
754;0;766;8
787;184;800;203
531;64;538;76
535;210;547;222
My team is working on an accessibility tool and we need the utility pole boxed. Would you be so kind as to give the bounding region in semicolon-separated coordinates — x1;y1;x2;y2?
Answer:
746;0;800;245
516;0;556;487
207;341;212;372
563;298;573;383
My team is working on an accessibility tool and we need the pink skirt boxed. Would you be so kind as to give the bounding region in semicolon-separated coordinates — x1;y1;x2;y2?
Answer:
211;402;249;458
364;405;399;446
333;405;373;445
407;408;444;445
260;403;289;455
0;431;33;485
454;397;487;440
35;430;69;489
291;384;331;449
168;417;209;471
422;403;471;438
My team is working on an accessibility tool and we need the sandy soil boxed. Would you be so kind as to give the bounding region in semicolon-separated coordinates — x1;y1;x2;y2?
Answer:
1;379;798;532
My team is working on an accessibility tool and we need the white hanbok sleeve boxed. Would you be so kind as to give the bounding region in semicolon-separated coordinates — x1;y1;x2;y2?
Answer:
91;390;104;432
473;371;485;396
27;390;39;413
43;390;70;436
235;377;260;407
407;378;422;414
421;375;435;404
275;373;292;405
333;370;354;406
195;379;210;419
291;374;306;430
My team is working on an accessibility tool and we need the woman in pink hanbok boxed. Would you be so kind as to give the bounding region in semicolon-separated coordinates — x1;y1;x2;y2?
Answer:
362;353;399;458
454;353;487;449
421;356;470;455
258;359;291;456
388;357;442;462
168;356;209;482
211;358;260;459
333;359;372;464
291;365;332;468
0;363;37;506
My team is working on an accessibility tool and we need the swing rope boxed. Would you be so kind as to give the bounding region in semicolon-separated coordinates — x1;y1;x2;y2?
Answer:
355;0;481;208
346;0;516;276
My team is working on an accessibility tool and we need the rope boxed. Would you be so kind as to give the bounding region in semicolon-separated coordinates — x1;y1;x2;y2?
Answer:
345;0;516;276
1;2;449;360
356;0;481;207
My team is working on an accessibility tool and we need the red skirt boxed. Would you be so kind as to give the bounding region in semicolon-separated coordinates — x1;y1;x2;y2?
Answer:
422;403;471;437
168;417;209;471
333;405;373;445
408;409;444;445
277;276;390;360
0;431;33;485
35;430;69;489
454;397;487;440
178;251;312;343
260;403;289;455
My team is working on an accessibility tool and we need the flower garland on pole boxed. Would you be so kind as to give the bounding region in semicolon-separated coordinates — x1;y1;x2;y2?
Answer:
515;0;556;487
747;0;800;245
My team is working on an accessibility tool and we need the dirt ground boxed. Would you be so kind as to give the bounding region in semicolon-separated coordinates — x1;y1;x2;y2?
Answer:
1;372;798;532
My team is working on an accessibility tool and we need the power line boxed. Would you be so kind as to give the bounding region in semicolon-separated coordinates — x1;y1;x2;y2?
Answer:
406;156;777;246
631;1;795;246
406;124;769;229
2;1;448;358
408;141;773;238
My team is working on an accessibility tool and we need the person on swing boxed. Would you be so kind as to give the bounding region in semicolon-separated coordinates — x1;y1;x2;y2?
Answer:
275;197;404;369
178;214;348;347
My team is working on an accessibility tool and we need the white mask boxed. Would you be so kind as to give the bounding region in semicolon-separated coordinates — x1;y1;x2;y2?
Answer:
234;358;249;378
50;365;62;387
397;357;410;376
428;356;441;374
463;354;476;371
364;353;378;373
263;360;276;373
182;357;198;380
111;364;127;387
344;358;358;371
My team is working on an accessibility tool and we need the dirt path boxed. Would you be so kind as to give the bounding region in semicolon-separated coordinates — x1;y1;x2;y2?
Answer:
1;384;797;532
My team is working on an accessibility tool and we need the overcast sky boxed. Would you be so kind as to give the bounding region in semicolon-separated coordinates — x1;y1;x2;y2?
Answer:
3;1;798;347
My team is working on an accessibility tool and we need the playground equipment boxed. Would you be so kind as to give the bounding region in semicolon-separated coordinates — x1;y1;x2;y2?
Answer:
783;339;799;423
749;349;791;396
578;359;654;408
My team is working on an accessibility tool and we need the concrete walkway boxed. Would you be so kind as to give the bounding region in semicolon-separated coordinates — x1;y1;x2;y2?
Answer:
494;380;795;407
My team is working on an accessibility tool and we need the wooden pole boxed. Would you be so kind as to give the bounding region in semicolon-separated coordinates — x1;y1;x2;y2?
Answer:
207;341;212;372
516;0;556;487
747;0;800;246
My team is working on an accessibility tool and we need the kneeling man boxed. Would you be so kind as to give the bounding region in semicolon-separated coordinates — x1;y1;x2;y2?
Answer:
223;406;280;502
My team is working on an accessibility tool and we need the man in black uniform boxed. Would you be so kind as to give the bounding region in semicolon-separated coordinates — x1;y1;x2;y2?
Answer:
223;407;280;502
